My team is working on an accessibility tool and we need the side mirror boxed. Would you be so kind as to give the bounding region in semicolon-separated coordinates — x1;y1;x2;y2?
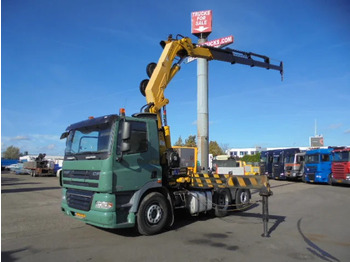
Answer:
117;121;131;162
60;131;69;140
122;122;131;140
121;141;130;153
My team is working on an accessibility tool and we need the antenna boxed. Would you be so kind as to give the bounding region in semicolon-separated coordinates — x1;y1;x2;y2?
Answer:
314;119;317;136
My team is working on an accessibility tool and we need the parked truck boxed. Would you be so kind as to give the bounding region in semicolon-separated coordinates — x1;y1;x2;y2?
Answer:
23;153;55;177
212;155;244;175
304;148;334;184
272;148;300;180
285;152;305;181
60;35;282;235
260;150;274;178
331;147;350;185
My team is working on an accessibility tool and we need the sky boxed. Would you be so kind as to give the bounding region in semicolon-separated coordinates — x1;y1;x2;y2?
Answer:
1;0;350;156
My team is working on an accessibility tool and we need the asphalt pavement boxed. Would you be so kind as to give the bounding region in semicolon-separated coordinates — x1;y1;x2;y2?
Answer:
2;171;349;262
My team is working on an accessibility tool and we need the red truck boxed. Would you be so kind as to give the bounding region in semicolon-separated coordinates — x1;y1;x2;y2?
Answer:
331;147;350;185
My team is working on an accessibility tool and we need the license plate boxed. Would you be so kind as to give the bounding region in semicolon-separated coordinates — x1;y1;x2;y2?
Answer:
75;212;86;219
337;180;342;183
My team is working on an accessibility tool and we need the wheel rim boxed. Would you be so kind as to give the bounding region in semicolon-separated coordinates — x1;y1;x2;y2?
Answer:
218;192;229;209
146;204;163;224
240;191;249;204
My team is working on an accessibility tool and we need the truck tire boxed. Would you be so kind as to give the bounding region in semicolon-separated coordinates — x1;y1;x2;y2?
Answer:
214;189;232;217
137;192;169;235
235;189;250;210
328;173;333;186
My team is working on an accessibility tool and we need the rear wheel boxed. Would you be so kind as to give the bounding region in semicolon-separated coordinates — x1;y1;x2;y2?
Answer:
214;189;232;217
235;189;251;210
137;192;169;235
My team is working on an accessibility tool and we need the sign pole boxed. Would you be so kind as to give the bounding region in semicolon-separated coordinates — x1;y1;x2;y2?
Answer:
197;36;209;173
191;10;213;173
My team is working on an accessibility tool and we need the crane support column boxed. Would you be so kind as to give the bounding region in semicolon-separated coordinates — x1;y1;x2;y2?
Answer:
197;37;209;173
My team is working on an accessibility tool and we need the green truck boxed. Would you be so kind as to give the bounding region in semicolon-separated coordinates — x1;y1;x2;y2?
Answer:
60;35;282;235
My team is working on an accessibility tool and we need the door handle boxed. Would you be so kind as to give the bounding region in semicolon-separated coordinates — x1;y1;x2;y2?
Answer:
151;171;157;179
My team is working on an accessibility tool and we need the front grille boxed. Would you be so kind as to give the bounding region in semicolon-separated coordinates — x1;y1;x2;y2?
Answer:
66;189;94;211
64;181;98;188
333;164;345;178
63;170;100;180
308;173;315;181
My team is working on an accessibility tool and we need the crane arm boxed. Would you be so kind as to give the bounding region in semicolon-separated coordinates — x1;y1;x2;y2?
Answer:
141;35;283;117
139;35;283;149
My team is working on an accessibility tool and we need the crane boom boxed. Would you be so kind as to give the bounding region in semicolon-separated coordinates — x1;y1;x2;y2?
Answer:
140;34;283;151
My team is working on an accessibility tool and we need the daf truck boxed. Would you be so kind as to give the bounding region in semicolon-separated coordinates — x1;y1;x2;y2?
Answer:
60;35;282;235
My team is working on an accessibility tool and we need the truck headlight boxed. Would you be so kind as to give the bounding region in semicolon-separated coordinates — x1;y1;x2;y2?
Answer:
95;201;113;209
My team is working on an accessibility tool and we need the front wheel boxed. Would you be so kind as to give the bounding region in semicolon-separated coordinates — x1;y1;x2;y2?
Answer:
137;192;169;235
328;173;333;186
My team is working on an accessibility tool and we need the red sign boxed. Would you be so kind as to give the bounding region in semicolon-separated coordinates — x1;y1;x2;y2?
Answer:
202;35;234;47
186;36;234;63
191;10;212;35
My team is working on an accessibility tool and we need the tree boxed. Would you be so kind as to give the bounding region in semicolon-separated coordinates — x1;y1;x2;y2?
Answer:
242;152;261;163
209;141;224;156
3;146;20;159
173;136;184;146
184;135;197;147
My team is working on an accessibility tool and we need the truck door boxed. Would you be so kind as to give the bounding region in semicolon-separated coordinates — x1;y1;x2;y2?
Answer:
113;120;161;192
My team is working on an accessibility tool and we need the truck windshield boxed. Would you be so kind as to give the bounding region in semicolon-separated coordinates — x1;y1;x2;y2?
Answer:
333;151;350;162
273;156;280;164
213;159;239;167
65;122;114;160
285;155;294;164
305;154;319;164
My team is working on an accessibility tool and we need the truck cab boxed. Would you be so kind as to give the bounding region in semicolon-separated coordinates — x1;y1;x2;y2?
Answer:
272;148;300;180
285;152;305;181
61;113;165;230
212;155;244;176
260;150;274;178
331;147;350;185
304;148;333;184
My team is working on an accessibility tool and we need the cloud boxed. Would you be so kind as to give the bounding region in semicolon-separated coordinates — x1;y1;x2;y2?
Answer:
345;129;350;134
328;123;343;130
12;136;31;141
47;144;56;150
2;134;65;156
